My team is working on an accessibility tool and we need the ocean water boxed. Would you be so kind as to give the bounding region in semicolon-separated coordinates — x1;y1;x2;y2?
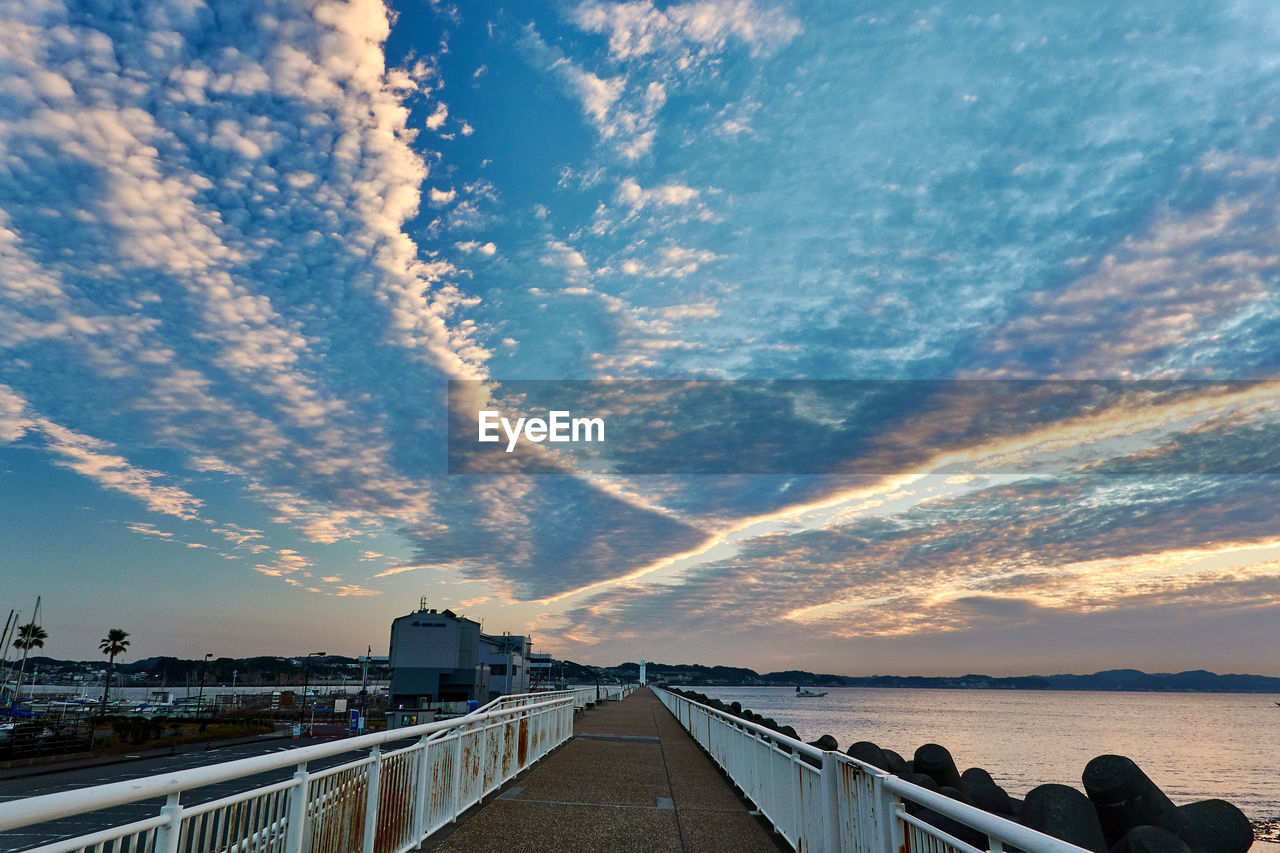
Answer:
694;687;1280;825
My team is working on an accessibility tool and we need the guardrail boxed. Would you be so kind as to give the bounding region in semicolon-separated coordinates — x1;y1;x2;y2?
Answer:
0;692;575;853
508;684;634;711
570;683;631;705
654;687;1090;853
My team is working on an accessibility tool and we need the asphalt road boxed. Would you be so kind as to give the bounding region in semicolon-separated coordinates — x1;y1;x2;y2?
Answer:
0;731;392;852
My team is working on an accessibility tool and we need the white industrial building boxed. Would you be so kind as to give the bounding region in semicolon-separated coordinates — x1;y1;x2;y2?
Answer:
480;632;532;696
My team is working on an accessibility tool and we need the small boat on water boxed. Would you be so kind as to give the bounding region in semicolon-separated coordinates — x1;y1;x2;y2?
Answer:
795;686;827;698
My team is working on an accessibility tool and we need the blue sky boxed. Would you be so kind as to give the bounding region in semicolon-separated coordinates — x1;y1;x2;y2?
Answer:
2;0;1280;675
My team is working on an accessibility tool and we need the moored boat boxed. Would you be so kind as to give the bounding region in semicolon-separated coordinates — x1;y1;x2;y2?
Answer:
795;686;827;697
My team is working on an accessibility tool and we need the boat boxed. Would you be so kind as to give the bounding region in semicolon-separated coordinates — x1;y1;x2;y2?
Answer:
795;686;827;698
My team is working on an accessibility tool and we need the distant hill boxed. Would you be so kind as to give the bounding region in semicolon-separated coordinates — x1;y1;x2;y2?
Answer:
12;655;1280;694
607;662;1280;693
13;654;388;686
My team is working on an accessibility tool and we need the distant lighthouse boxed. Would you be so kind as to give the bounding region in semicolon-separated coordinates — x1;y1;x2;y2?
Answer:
639;656;646;686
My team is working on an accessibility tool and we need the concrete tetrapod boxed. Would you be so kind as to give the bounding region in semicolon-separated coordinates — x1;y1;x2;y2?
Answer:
882;747;912;776
1083;755;1190;847
963;778;1017;817
915;786;990;851
1110;826;1194;853
1176;800;1254;853
808;734;840;751
1019;783;1108;853
914;742;965;790
846;740;891;771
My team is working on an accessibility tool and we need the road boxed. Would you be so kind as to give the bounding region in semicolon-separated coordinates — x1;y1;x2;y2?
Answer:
0;730;388;852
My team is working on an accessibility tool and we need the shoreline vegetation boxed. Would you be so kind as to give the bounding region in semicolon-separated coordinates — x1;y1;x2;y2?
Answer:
624;663;1280;694
13;656;1280;694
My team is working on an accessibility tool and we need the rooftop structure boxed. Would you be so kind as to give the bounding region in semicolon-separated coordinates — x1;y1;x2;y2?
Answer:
480;632;532;696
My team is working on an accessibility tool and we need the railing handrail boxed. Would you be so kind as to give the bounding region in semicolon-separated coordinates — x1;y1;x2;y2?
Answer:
657;693;826;761
0;694;571;832
653;686;1089;853
475;688;576;712
877;774;1088;853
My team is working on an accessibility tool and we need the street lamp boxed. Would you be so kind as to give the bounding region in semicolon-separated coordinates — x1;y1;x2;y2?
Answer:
561;660;601;703
300;652;325;736
196;653;212;719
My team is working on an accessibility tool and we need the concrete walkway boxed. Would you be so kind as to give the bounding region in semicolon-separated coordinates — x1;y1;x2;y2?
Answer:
424;687;786;853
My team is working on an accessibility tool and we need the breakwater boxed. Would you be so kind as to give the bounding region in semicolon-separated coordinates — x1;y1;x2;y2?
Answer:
668;688;1256;853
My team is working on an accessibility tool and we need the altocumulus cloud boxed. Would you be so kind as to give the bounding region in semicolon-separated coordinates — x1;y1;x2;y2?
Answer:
0;0;707;599
553;472;1280;647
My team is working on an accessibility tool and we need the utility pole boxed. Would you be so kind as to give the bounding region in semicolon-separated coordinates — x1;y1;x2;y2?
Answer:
359;645;370;733
301;651;325;736
196;653;212;719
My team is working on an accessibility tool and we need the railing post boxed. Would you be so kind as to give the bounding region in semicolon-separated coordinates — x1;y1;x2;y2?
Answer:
872;774;897;853
822;750;841;853
361;744;382;853
154;792;182;853
412;735;432;842
451;726;464;817
885;778;905;853
478;718;489;794
284;762;310;853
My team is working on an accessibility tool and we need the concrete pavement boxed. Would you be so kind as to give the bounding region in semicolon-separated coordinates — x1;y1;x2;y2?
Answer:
424;687;786;853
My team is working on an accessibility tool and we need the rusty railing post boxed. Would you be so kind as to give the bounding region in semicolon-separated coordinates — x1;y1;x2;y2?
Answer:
822;750;841;852
361;744;382;853
412;735;432;843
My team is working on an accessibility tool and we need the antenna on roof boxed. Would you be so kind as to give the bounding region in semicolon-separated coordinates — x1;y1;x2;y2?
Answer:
418;595;428;612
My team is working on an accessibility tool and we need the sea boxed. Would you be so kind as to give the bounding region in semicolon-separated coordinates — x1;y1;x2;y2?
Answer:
694;686;1279;841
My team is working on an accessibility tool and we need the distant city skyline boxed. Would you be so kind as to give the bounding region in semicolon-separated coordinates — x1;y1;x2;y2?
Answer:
3;0;1280;677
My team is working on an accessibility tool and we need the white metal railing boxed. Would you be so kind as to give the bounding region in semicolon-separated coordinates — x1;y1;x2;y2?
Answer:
0;693;575;853
655;687;1091;853
510;684;634;711
573;683;631;705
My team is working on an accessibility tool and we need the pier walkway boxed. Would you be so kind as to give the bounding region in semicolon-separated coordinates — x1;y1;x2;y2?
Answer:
424;687;785;853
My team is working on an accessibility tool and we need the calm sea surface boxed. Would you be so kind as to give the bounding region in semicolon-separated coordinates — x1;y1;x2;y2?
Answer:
695;687;1280;822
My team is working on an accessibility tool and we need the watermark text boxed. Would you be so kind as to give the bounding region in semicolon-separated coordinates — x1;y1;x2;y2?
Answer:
478;410;605;452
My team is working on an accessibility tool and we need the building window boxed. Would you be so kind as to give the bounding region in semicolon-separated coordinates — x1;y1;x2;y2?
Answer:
490;664;507;675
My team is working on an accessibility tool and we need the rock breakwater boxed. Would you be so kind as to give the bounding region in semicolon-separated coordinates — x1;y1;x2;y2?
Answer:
667;688;1254;853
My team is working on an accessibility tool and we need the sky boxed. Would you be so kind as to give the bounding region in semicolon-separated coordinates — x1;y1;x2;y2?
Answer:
2;0;1280;676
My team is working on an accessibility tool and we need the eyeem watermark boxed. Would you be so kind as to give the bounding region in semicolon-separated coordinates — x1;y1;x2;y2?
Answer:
478;410;605;452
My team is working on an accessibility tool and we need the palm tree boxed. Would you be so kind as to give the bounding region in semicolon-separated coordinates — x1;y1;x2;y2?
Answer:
99;628;131;716
12;622;46;652
12;622;47;702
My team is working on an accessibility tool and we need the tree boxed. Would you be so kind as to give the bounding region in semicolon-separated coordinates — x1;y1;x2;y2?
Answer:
99;628;131;716
11;622;47;703
12;622;46;652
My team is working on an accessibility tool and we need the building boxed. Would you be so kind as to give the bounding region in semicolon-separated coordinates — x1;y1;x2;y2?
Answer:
528;652;552;687
481;633;532;696
386;605;488;727
386;600;545;728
